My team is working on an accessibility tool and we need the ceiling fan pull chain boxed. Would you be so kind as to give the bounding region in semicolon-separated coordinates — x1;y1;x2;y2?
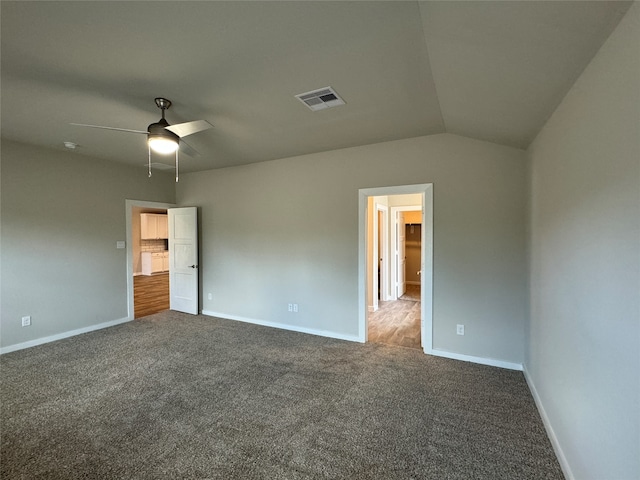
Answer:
148;145;152;178
175;149;179;182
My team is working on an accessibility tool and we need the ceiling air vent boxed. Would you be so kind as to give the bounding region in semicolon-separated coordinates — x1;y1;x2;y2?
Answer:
295;87;345;111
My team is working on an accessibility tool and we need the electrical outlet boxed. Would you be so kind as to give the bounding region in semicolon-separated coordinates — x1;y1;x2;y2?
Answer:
288;303;293;312
21;316;31;327
456;324;464;335
293;304;298;313
207;293;212;300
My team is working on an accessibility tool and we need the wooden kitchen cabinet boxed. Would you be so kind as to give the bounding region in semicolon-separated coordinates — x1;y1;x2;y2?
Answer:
141;252;169;275
157;215;168;239
140;214;168;239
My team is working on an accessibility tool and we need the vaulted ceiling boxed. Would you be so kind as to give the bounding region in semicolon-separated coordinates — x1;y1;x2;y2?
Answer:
1;1;632;172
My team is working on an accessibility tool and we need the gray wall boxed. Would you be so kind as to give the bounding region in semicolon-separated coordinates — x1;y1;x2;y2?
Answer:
527;3;639;479
0;140;175;349
177;133;528;365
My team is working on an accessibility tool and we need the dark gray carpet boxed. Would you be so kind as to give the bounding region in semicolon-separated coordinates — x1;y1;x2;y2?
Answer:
1;312;564;479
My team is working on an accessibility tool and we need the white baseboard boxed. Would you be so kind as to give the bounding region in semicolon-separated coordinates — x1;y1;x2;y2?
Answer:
0;316;132;355
201;310;362;343
202;311;523;373
523;365;574;480
425;348;523;371
406;281;421;285
202;311;525;371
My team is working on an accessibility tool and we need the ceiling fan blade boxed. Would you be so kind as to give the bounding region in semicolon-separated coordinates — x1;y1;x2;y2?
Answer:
70;123;147;135
179;140;200;158
166;120;213;138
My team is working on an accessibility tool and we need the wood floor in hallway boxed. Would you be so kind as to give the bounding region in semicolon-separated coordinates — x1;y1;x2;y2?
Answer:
368;293;421;350
134;273;169;318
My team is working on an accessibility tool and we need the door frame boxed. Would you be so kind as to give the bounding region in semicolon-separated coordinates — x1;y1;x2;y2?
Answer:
390;205;422;300
371;203;389;311
358;184;434;354
125;199;176;320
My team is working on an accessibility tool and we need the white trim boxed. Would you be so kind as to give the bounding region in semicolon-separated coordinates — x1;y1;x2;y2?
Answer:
371;202;379;311
201;310;362;343
428;348;523;371
371;203;390;307
0;317;132;355
523;365;574;480
125;199;176;320
421;187;434;356
376;204;389;301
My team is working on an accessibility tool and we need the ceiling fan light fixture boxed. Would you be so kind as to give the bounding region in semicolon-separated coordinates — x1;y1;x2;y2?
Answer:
148;135;179;154
147;120;180;154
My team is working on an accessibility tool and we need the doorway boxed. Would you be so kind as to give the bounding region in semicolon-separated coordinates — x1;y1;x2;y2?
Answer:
358;184;433;354
125;199;176;320
134;206;169;318
369;199;422;349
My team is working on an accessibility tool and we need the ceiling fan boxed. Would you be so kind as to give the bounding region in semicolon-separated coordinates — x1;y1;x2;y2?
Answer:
71;97;213;181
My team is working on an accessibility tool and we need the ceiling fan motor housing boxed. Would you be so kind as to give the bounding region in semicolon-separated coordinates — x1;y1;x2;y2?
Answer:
147;118;179;144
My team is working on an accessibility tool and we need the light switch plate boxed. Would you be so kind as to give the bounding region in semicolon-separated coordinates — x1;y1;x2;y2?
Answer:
116;241;125;249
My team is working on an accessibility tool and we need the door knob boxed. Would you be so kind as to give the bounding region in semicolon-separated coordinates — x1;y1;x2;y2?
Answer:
189;265;198;269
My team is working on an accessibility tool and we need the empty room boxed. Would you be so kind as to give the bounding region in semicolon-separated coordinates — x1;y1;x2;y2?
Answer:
1;2;638;479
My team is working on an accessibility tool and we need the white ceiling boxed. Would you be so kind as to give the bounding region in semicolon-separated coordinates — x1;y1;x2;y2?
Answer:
1;1;632;172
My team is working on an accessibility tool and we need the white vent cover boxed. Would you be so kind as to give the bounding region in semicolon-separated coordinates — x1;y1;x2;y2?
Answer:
295;87;345;111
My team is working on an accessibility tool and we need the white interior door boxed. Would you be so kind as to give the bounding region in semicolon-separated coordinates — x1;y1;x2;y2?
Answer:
397;211;406;297
378;208;389;302
169;207;198;315
371;206;379;312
